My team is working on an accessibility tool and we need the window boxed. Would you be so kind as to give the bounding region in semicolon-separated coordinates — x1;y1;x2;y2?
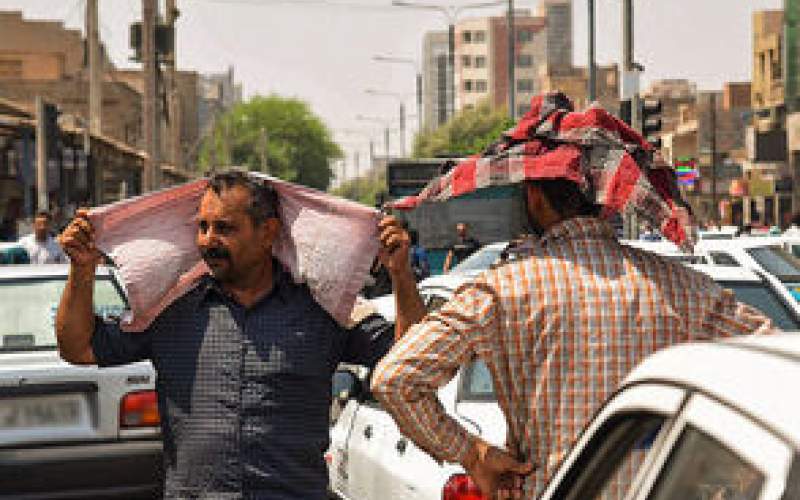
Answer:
549;413;665;499
475;80;487;92
475;56;486;68
517;79;534;93
462;31;472;43
0;59;22;79
461;55;472;68
463;80;473;92
648;426;763;500
516;54;533;67
474;30;486;43
459;359;496;400
746;246;800;280
723;281;800;330
517;29;533;43
0;276;126;351
709;251;738;266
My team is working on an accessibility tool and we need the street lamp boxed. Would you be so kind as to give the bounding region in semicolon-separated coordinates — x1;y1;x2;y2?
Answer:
372;55;423;133
364;89;414;157
356;114;396;159
392;0;504;122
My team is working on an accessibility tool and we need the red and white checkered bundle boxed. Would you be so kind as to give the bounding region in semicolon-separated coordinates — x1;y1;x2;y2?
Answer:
389;92;696;250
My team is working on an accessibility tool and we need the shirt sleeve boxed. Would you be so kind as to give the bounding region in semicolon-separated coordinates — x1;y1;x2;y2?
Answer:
700;288;775;339
91;315;154;367
370;278;500;464
341;313;394;369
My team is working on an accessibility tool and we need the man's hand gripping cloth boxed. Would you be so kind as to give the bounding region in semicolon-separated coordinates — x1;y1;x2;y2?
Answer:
388;92;697;250
88;174;381;332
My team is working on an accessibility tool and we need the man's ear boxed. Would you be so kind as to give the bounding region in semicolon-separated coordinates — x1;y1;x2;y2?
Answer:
525;183;546;214
260;218;281;248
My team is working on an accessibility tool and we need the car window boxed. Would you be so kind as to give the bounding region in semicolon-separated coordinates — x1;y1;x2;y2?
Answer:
746;246;800;280
450;247;502;274
722;281;800;330
709;251;739;267
549;413;665;500
0;276;125;351
459;359;496;401
647;426;763;500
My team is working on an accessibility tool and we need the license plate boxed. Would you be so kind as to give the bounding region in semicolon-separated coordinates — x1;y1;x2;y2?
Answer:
0;394;84;429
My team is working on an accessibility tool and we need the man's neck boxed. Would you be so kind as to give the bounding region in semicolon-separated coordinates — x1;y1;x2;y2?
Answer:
222;260;275;309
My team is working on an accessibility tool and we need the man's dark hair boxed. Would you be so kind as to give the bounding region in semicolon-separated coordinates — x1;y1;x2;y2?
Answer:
35;210;51;220
208;170;279;225
527;179;601;218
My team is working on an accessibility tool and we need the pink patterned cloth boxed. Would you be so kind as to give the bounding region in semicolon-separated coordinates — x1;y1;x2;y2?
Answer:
89;174;381;332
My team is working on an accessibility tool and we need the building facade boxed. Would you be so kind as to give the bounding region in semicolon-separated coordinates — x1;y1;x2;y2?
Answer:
422;30;450;130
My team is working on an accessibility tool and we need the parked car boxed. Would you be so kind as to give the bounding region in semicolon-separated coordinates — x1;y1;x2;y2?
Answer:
696;237;800;301
0;264;162;499
327;265;800;500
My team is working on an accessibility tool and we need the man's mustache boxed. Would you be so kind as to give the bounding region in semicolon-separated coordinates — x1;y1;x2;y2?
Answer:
201;247;231;260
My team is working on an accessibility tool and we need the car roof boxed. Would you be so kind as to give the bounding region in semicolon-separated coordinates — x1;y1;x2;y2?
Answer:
0;264;114;278
623;333;800;446
697;236;785;250
622;239;685;255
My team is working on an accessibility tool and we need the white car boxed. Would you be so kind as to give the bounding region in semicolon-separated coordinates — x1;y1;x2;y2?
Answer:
326;265;800;500
0;265;162;499
696;237;800;302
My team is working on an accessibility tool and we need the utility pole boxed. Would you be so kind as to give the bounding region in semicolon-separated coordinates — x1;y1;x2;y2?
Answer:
588;0;596;103
384;126;390;158
369;140;375;169
86;0;102;136
621;0;640;239
258;126;269;173
354;151;360;200
710;92;718;223
416;73;423;133
507;0;515;118
142;0;160;192
35;97;48;212
448;23;455;120
165;0;182;169
399;102;406;157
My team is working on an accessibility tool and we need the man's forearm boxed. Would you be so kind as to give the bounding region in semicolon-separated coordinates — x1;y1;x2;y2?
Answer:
391;268;426;339
55;265;97;364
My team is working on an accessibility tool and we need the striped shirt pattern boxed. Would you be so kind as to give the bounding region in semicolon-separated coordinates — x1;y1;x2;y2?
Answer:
372;217;772;498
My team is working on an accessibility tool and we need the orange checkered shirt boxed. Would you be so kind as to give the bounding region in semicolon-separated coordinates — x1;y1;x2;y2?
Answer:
371;217;773;498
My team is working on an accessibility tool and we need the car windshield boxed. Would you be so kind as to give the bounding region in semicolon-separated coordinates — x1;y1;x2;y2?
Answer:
722;280;800;331
0;275;126;351
450;246;503;274
745;246;800;281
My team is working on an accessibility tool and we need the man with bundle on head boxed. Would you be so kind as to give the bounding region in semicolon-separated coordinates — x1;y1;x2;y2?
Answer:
55;170;426;499
372;93;775;499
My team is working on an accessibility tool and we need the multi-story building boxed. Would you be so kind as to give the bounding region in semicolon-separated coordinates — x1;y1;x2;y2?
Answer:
643;79;697;134
752;10;785;110
422;30;450;131
537;63;619;113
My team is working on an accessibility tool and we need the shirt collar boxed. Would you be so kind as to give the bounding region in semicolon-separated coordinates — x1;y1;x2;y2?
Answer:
539;217;616;246
197;258;292;306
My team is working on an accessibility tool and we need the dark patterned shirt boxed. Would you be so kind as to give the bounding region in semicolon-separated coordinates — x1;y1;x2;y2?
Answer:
92;265;393;499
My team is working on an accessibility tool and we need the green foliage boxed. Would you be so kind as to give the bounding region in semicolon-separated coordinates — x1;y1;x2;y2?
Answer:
412;100;515;158
331;168;386;207
198;95;343;190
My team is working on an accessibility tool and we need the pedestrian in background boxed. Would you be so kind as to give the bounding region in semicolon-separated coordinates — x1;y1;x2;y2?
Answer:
409;229;430;281
442;222;480;272
19;211;66;264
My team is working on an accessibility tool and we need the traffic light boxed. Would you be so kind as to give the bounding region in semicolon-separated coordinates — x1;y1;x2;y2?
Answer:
640;99;663;149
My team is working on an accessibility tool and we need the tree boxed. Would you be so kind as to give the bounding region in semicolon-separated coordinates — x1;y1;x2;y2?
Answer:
412;99;515;158
199;95;343;190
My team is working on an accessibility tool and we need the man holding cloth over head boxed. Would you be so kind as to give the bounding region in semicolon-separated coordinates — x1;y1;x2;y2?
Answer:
371;93;774;499
56;170;425;499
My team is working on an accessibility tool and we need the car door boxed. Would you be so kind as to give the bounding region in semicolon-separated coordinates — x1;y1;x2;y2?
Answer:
343;385;398;499
538;383;687;500
633;393;795;500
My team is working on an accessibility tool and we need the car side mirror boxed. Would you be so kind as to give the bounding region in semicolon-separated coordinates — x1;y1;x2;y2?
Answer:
332;369;362;402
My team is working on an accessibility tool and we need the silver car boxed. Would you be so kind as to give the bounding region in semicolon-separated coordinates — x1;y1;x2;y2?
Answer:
0;264;161;499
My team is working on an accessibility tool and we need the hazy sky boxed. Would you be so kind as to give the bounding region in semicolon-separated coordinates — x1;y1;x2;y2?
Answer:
0;0;784;178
